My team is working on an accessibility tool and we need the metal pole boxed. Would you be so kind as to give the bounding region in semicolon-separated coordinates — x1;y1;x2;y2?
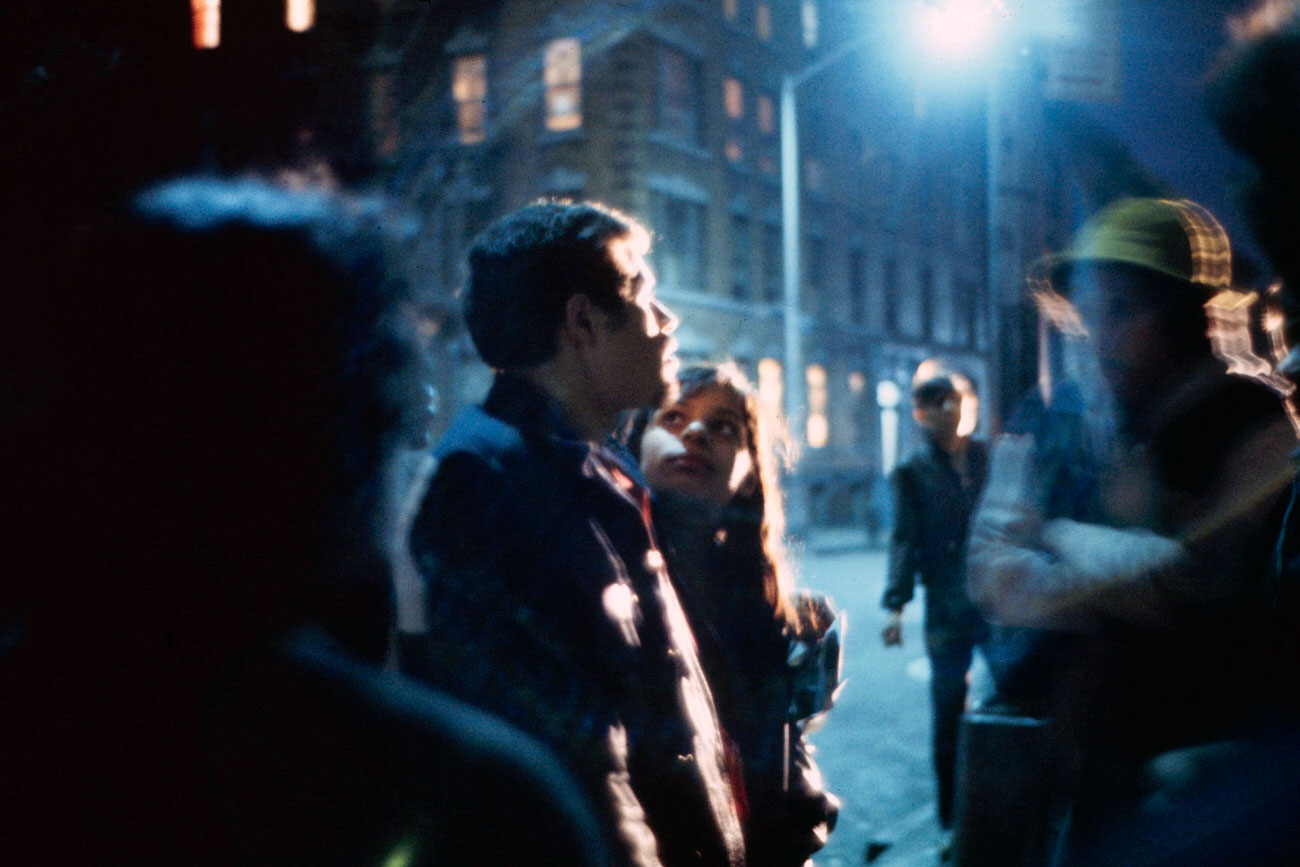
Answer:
984;66;1003;430
780;73;809;535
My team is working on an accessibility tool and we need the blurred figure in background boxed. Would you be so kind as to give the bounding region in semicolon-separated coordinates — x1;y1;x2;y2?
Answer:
879;367;997;849
399;202;747;866
966;197;1296;862
620;362;842;867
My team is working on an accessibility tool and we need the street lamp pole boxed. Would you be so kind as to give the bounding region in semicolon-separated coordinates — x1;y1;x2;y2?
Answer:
780;36;872;537
779;73;807;535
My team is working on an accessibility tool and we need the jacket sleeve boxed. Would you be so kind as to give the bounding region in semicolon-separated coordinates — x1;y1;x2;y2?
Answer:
882;465;918;611
966;435;1187;631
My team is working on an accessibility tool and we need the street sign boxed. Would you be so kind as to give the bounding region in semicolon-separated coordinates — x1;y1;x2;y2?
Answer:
1042;0;1120;103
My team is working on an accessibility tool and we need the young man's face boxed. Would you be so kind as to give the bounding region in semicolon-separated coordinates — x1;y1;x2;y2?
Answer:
1072;263;1184;410
589;236;680;412
913;391;961;443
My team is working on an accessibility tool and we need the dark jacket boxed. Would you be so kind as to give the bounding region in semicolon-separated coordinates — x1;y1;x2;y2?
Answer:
400;374;745;867
883;438;989;648
653;504;839;867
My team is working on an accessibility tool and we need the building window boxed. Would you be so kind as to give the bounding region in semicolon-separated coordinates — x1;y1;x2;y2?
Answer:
883;258;898;333
544;38;582;132
959;279;979;347
724;78;745;119
756;2;773;41
731;214;751;300
920;267;934;340
192;0;220;49
724;78;745;164
452;54;488;144
757;93;776;136
763;224;783;302
286;0;315;32
802;0;819;47
807;364;828;448
651;193;707;291
807;237;826;312
848;248;865;325
657;47;703;144
804;157;825;193
723;0;740;21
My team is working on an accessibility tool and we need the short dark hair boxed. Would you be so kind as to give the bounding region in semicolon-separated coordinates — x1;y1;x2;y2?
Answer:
462;200;647;369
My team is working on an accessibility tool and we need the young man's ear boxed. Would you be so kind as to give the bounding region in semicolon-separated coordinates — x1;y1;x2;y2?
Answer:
562;293;599;347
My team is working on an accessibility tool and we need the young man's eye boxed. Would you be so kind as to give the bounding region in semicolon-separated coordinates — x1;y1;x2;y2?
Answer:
657;409;684;427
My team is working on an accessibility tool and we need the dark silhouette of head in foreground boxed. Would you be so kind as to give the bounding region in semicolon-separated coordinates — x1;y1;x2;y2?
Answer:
1;177;614;865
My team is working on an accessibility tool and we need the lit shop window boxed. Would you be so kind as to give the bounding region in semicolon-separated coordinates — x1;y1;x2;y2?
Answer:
724;78;745;119
192;0;220;49
756;3;773;41
807;364;828;448
802;0;820;47
452;55;488;144
544;38;582;132
286;0;315;32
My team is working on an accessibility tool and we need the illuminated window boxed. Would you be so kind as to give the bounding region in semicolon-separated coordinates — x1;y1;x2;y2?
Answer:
848;371;866;393
657;47;703;144
756;3;772;40
807;364;828;448
723;0;739;21
802;0;820;47
544;38;582;132
757;93;775;135
286;0;314;32
192;0;220;49
725;139;744;163
724;78;744;119
452;55;488;144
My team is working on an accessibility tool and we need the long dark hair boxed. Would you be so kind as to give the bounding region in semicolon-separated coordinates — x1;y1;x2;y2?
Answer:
620;362;800;631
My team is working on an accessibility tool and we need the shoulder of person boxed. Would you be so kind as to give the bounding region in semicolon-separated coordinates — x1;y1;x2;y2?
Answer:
433;404;528;463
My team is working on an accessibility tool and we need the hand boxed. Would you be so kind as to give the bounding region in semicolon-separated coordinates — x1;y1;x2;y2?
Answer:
880;610;903;647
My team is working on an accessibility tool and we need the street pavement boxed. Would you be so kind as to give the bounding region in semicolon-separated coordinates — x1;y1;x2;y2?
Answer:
796;533;957;866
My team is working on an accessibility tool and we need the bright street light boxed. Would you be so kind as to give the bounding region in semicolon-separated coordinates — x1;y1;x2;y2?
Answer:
915;0;1003;63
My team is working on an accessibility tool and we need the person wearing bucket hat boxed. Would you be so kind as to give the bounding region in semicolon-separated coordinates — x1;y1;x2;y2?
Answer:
965;196;1296;861
1035;197;1236;425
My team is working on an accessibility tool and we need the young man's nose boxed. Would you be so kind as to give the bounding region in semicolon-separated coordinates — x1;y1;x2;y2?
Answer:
652;298;678;335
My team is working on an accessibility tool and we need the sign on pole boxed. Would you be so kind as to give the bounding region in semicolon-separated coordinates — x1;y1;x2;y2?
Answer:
1042;0;1121;103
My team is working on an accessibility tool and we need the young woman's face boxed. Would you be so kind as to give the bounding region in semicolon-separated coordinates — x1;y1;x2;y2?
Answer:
639;385;755;511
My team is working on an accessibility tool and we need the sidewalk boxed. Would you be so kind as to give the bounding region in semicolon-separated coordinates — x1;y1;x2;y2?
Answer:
796;547;950;866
